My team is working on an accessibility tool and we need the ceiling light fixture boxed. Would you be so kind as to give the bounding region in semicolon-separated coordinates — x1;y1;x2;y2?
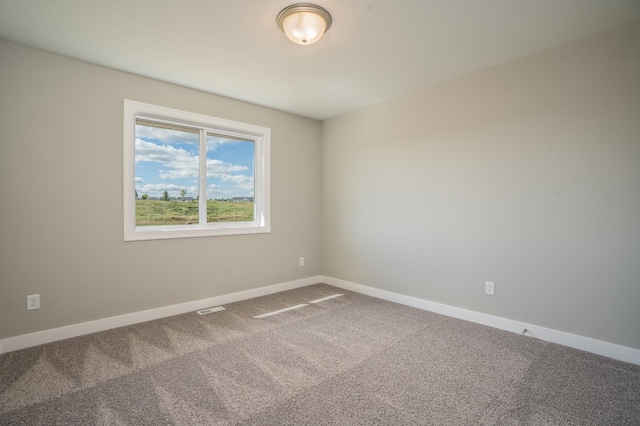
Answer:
277;3;332;46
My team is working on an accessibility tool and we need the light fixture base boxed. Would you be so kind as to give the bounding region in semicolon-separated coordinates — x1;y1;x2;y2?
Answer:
277;3;332;45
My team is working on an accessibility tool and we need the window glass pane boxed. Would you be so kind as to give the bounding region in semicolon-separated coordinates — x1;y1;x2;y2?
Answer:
134;120;200;226
125;100;270;241
206;133;255;223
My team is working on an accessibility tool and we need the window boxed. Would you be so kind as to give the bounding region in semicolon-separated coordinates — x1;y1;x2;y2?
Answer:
124;100;270;241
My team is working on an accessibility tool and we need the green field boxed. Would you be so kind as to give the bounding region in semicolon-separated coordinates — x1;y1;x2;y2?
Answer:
136;200;254;226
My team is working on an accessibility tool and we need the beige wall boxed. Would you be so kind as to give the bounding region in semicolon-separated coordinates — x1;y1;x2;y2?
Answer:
2;19;639;351
322;20;640;349
0;40;322;339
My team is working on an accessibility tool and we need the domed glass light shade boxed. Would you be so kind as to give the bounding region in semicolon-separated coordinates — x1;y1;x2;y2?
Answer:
277;4;332;45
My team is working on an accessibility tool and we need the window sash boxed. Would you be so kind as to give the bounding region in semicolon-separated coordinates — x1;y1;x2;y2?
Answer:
124;100;270;241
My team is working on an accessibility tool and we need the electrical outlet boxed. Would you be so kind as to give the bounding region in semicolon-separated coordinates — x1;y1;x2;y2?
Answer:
27;294;40;310
299;257;305;267
485;281;495;296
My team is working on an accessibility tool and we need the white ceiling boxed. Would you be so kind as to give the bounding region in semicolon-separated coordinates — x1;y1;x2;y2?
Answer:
0;0;638;120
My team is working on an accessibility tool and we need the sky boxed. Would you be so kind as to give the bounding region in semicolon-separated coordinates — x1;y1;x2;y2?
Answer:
134;123;255;200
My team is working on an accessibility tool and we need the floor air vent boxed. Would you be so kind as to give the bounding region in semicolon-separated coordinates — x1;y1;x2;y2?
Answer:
197;306;225;315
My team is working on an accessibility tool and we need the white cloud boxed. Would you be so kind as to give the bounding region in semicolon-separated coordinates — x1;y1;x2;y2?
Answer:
136;137;254;198
235;182;255;191
135;124;250;153
207;135;250;152
135;125;199;144
209;173;254;192
136;139;249;183
210;173;253;184
207;158;248;174
136;139;199;178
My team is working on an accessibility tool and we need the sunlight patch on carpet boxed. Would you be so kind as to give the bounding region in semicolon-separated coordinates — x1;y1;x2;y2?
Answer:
309;294;344;304
254;304;309;318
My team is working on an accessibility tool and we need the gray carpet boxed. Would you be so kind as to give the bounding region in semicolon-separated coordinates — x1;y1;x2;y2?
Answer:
1;284;638;425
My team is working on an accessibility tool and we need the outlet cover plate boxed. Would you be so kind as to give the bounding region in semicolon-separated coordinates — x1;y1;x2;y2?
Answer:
27;294;40;310
485;281;495;296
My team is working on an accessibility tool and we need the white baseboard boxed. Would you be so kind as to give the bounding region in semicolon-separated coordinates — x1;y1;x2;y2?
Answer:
3;274;638;366
0;275;322;354
321;276;640;366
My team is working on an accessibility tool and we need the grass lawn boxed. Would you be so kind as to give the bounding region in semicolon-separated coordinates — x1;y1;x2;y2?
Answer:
136;200;254;226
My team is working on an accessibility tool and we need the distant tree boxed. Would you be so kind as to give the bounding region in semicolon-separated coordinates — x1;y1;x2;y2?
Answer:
162;190;170;201
141;193;148;200
180;189;187;199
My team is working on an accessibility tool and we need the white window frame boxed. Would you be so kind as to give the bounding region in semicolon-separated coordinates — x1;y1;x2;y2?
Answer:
123;100;270;241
